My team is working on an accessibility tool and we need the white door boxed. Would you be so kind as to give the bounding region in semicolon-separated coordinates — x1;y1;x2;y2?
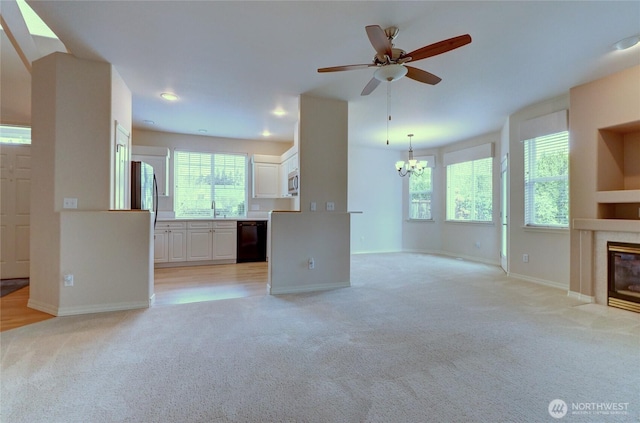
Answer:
1;145;31;278
500;155;508;273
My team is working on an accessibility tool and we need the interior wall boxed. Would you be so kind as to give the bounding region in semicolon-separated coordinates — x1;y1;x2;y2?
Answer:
30;52;152;316
569;65;640;296
131;129;294;215
269;94;350;294
439;132;502;265
348;145;403;253
507;94;570;288
30;53;60;310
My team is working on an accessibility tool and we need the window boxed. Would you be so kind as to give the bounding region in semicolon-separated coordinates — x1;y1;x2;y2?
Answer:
174;151;246;219
409;167;433;220
446;157;493;221
0;125;31;145
524;131;569;227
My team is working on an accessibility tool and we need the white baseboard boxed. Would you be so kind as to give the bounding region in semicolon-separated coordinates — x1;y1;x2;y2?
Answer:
567;290;594;303
401;249;500;266
508;272;568;291
27;299;59;316
270;281;350;295
56;301;150;317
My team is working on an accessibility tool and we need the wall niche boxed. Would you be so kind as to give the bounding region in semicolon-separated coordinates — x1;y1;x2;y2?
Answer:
597;121;640;219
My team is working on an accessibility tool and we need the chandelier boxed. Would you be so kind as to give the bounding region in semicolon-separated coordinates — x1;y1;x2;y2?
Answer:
395;134;426;177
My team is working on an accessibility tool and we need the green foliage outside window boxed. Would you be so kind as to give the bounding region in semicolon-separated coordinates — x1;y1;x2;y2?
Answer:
446;157;493;222
524;131;569;227
409;168;432;219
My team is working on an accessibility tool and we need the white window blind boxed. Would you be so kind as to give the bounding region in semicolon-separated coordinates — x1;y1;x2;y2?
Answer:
524;131;569;227
0;125;31;144
409;163;433;220
174;151;246;219
446;157;493;222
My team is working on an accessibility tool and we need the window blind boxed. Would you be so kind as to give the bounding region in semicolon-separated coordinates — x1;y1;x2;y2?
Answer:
524;131;569;227
174;150;246;219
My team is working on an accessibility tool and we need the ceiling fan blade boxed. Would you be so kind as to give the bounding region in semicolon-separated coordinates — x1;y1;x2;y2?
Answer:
405;66;442;85
366;25;392;60
402;34;472;62
317;64;373;73
361;77;381;96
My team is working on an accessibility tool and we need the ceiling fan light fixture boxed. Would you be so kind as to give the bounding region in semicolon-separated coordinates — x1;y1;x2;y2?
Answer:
374;64;408;82
613;35;640;50
160;92;179;101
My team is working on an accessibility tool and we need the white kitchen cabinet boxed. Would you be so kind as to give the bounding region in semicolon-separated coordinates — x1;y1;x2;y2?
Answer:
253;162;279;198
251;155;280;198
132;146;170;196
212;221;237;260
187;222;212;261
154;229;168;262
154;221;186;263
185;221;237;262
279;152;299;197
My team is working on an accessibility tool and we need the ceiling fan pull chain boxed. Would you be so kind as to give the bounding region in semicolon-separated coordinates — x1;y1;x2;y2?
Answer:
386;83;391;145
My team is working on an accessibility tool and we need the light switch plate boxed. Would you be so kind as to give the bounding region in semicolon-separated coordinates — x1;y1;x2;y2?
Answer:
326;202;335;211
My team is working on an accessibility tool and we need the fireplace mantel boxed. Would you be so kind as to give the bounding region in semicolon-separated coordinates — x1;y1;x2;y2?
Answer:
573;219;640;233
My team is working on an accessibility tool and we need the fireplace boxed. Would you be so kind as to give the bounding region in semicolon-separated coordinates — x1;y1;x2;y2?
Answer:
608;242;640;313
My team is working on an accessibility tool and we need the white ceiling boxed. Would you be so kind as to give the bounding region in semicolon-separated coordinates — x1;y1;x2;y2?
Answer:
3;1;640;150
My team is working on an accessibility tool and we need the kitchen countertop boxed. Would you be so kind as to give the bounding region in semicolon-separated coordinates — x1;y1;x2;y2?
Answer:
156;217;268;222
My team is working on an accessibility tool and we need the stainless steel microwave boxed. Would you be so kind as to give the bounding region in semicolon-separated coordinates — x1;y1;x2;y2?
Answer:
287;170;299;195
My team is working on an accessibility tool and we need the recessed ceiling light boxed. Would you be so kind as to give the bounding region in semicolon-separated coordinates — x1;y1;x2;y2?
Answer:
614;35;640;50
273;108;286;117
160;92;179;101
198;129;207;133
143;120;155;125
262;130;272;137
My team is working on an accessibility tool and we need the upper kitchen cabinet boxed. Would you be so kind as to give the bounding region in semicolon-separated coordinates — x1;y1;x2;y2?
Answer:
132;146;170;196
279;146;298;198
251;155;280;198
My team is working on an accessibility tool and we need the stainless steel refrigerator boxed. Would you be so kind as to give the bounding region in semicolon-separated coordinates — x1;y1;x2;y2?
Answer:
131;161;158;225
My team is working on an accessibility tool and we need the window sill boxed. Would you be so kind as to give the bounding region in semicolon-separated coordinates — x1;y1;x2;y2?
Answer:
406;218;434;223
444;220;494;226
522;225;569;234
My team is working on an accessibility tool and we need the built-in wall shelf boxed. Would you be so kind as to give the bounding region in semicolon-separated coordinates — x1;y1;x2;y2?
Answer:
596;190;640;203
596;122;639;219
573;218;640;233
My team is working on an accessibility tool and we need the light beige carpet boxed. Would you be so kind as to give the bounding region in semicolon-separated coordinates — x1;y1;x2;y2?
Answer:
2;253;639;422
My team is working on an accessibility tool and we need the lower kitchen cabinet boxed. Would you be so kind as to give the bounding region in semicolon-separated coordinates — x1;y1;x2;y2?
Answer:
186;222;213;261
212;223;237;260
155;220;239;266
154;222;187;263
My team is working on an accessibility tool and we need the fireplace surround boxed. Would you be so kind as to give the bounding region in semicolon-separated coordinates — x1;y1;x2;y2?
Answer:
608;241;640;313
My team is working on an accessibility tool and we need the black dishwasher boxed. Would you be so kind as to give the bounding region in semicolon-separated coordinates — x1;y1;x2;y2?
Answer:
237;221;267;263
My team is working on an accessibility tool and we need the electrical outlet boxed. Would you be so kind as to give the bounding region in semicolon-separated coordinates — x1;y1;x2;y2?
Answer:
308;258;315;270
326;202;335;211
63;198;78;209
63;274;74;286
522;254;529;263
